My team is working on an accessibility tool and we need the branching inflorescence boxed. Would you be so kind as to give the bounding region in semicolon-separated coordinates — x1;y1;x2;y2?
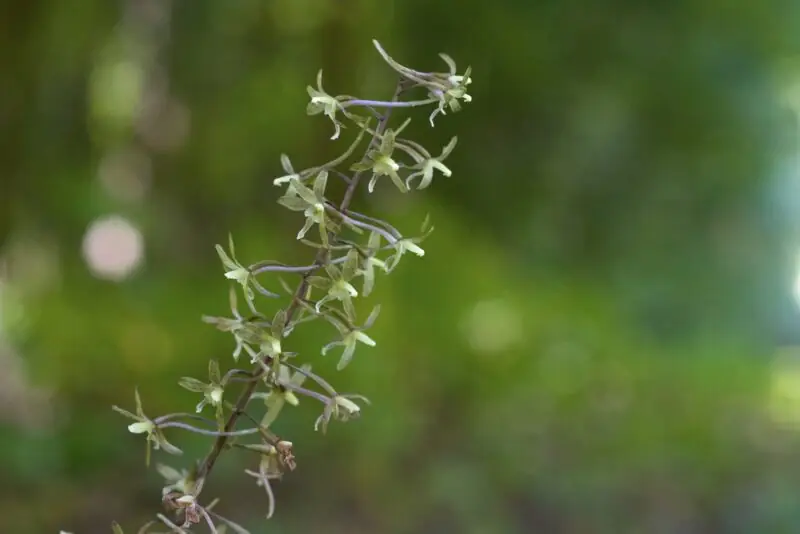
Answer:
110;40;472;534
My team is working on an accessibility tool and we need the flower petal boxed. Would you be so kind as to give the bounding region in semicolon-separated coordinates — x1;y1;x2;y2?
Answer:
355;331;377;347
336;341;357;370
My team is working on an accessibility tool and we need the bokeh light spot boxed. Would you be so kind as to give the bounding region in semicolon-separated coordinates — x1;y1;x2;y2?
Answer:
462;298;522;354
81;215;144;281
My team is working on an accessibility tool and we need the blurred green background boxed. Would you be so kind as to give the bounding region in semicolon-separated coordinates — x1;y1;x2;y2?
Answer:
4;0;800;532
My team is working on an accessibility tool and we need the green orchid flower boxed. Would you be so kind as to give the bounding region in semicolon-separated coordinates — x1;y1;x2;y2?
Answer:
112;388;182;466
308;249;361;320
178;359;228;423
426;54;472;127
215;234;278;314
251;364;310;429
321;305;380;370
277;172;338;246
157;462;201;499
371;40;472;127
385;218;434;272
351;127;408;193
202;285;265;362
402;137;457;190
257;308;288;365
306;70;348;140
314;393;370;433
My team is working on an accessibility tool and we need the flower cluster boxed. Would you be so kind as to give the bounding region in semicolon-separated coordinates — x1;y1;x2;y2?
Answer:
111;39;472;533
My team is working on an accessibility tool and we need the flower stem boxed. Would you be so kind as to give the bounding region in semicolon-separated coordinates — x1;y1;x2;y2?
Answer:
194;78;406;486
341;98;436;109
330;209;399;244
158;421;261;436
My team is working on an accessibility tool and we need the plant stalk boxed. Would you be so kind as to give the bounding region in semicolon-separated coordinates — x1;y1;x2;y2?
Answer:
195;79;405;484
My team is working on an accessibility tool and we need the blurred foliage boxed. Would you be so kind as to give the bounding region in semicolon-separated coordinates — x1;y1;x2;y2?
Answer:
3;0;800;533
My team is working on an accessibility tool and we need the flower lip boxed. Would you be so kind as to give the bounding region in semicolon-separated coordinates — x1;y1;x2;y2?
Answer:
128;420;154;434
224;267;248;281
335;396;361;414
